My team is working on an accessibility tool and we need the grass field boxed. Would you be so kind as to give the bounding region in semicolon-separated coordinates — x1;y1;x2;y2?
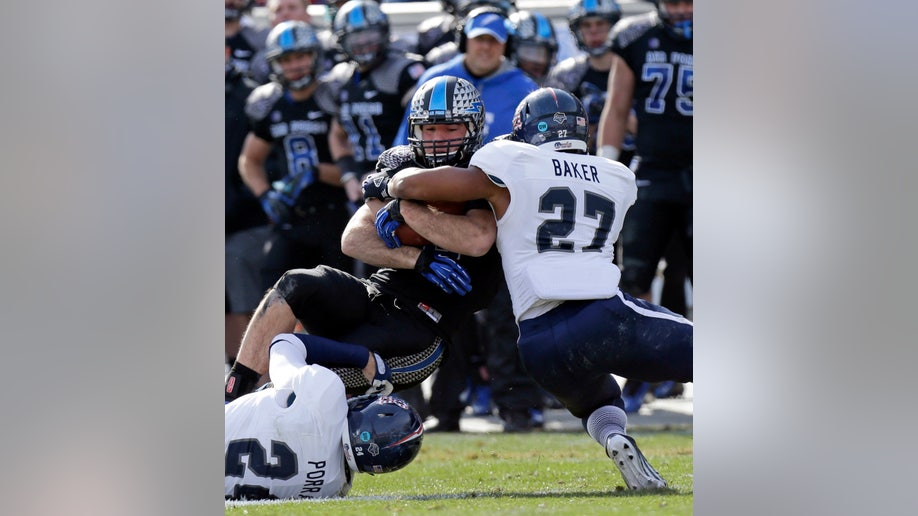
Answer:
226;429;693;515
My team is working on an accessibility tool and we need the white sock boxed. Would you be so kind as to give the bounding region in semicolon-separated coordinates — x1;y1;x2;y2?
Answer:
584;405;628;446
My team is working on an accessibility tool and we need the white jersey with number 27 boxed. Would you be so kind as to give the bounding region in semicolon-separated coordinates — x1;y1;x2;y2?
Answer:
470;139;638;322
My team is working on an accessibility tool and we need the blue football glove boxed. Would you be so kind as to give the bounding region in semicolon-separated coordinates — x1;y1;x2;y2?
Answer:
375;199;405;249
259;190;294;224
414;246;472;296
362;171;392;202
365;353;393;396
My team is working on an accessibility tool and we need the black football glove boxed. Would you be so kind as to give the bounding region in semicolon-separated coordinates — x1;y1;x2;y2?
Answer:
259;190;294;224
362;171;392;202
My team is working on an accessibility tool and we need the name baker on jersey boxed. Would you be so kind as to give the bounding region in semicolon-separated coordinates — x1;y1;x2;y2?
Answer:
270;120;329;138
645;51;693;66
552;158;601;183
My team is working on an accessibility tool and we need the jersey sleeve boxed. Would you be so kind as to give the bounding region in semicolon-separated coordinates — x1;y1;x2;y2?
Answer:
289;364;348;418
469;140;516;189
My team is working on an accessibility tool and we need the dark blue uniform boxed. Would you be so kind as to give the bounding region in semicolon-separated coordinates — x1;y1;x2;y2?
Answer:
326;52;427;174
610;11;693;296
245;80;354;287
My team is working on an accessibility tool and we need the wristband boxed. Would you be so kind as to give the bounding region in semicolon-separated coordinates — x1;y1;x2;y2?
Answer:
598;145;621;161
337;155;360;182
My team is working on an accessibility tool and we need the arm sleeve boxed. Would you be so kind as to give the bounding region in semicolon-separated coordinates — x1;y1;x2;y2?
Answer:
269;333;370;389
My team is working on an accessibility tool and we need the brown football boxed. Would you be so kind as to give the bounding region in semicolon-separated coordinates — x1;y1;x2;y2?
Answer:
395;201;467;247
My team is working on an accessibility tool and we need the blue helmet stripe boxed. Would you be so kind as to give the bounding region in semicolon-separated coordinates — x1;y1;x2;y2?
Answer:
429;78;448;112
584;0;599;12
348;5;366;28
278;27;295;50
536;15;552;38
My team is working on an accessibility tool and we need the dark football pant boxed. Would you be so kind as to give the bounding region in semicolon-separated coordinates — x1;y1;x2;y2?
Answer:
274;265;444;394
516;291;693;419
619;166;692;297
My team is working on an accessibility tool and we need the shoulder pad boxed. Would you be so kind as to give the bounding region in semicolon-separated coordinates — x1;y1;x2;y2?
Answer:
375;53;426;94
417;14;454;36
544;55;589;91
425;42;459;67
611;12;657;49
241;26;270;51
326;61;358;87
244;82;283;121
312;79;339;115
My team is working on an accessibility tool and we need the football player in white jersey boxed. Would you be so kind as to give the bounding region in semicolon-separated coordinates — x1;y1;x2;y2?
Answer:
378;88;692;491
225;333;424;500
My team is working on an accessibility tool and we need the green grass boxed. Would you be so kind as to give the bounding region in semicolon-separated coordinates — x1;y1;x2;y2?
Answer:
226;430;693;515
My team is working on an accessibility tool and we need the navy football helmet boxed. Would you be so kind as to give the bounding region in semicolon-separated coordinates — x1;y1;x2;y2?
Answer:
408;76;485;167
568;0;622;57
658;0;693;40
511;88;589;152
265;20;323;90
333;0;391;69
509;10;559;82
343;394;424;474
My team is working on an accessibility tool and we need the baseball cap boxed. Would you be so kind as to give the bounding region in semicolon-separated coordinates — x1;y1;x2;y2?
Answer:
464;12;509;44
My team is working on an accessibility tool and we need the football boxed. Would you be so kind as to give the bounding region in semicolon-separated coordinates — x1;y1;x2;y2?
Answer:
395;201;467;247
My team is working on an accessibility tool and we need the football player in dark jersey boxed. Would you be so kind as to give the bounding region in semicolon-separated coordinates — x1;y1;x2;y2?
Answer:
326;0;427;206
225;0;269;76
597;0;692;302
238;20;354;291
545;0;622;155
508;10;559;86
226;41;271;369
225;76;503;407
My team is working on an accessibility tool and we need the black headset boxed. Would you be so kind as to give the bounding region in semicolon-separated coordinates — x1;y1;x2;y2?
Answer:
456;6;515;58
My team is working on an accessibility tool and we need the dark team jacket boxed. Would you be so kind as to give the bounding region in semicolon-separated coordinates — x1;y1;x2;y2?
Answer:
226;67;268;235
244;79;346;216
610;12;693;170
324;51;427;174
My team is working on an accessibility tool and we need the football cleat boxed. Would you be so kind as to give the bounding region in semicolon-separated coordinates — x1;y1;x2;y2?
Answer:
605;433;667;490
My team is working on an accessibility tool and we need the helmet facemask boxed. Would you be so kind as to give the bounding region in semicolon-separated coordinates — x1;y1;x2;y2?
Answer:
407;76;485;168
265;21;323;91
269;50;318;90
659;0;693;40
341;28;388;68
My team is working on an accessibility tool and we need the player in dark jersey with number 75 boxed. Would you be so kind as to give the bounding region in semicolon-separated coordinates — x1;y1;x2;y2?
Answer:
382;87;692;491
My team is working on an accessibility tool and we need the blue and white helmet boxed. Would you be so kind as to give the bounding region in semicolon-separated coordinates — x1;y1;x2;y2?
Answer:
408;76;485;167
657;0;693;40
343;394;424;474
265;20;323;90
332;0;391;68
568;0;622;57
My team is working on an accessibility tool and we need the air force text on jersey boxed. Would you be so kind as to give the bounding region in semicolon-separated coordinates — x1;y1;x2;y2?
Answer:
552;158;601;183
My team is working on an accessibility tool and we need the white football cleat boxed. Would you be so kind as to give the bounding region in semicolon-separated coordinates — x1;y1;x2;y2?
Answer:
605;433;667;490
